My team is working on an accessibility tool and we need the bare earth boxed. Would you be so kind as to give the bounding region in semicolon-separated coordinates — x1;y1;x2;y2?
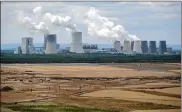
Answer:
1;63;181;112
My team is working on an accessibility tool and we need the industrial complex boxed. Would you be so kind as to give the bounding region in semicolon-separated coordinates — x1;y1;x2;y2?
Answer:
14;31;173;55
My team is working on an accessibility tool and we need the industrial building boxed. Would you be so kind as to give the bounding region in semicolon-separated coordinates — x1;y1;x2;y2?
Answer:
14;46;22;54
131;41;134;51
141;41;148;53
70;31;84;53
123;40;132;54
149;41;157;54
14;31;174;55
133;40;142;53
159;41;167;54
113;41;122;53
83;44;98;53
21;37;34;54
44;34;57;54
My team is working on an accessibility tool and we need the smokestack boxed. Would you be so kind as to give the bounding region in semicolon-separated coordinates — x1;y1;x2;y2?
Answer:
149;41;157;54
141;41;148;53
133;40;142;53
70;31;84;53
123;40;131;54
159;40;167;54
44;34;57;54
114;41;122;53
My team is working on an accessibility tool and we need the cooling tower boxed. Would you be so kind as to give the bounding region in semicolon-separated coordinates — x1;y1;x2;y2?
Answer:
133;40;142;53
159;41;167;54
141;41;148;53
123;40;131;54
44;34;57;54
131;41;134;51
70;32;84;53
114;41;122;52
149;41;157;54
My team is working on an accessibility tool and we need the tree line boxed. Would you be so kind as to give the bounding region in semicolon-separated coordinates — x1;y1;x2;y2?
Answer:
1;53;181;63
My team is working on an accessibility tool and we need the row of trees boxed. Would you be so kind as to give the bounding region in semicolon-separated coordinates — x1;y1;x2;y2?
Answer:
1;53;181;63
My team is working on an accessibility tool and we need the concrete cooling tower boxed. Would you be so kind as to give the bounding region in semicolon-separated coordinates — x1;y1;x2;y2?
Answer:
114;41;122;53
44;34;57;54
149;41;157;54
131;41;134;51
159;40;167;54
141;41;148;53
70;32;84;53
133;40;142;53
123;40;132;54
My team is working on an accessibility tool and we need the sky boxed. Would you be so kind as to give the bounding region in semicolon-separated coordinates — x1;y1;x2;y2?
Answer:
1;2;181;45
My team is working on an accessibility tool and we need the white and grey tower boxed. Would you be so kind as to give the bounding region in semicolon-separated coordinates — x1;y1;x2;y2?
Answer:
21;37;34;54
70;32;84;53
114;41;122;53
133;40;142;53
44;34;57;54
123;40;132;54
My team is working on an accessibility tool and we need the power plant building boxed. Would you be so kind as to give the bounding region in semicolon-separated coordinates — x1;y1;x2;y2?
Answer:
141;41;148;53
44;34;48;50
113;41;122;53
133;40;142;53
21;37;34;54
14;46;22;54
123;40;132;54
131;41;134;51
149;41;157;54
44;34;57;54
70;32;84;53
159;41;167;54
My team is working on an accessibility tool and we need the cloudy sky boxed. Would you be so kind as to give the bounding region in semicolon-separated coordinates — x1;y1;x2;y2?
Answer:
1;2;181;45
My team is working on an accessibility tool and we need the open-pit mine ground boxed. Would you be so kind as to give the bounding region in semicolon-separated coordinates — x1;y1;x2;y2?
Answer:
1;63;181;112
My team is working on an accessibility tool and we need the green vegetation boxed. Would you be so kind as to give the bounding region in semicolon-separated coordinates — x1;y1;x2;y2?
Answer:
0;86;14;92
2;103;121;112
1;53;181;63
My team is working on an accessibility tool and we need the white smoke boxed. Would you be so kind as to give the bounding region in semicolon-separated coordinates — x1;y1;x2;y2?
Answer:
15;9;50;34
33;6;43;15
84;7;140;42
43;12;76;32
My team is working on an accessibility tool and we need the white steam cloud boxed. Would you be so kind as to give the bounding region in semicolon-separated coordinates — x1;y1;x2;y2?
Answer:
84;7;140;42
16;6;77;34
43;13;76;32
16;8;49;34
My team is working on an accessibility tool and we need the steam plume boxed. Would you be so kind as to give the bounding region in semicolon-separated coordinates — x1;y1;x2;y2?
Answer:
84;7;140;42
16;8;50;34
43;13;76;32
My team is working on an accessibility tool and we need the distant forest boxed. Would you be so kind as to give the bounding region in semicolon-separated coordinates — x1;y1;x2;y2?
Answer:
1;53;181;63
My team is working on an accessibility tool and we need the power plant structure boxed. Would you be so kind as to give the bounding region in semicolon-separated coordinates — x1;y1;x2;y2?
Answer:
123;40;132;54
141;41;148;53
70;31;84;53
14;46;22;54
14;31;173;55
159;41;167;54
113;41;122;53
44;34;48;50
44;34;57;54
133;40;142;53
149;41;157;54
21;37;34;54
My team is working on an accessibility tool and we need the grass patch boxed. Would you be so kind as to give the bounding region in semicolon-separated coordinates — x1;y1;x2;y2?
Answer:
2;102;121;112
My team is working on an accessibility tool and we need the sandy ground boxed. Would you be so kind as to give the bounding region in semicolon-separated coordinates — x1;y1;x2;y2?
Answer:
130;109;181;112
1;63;181;112
135;87;181;95
81;90;181;106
